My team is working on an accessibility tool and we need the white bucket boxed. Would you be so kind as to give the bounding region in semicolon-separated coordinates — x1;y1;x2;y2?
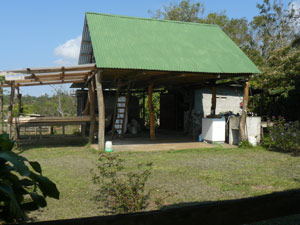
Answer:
248;136;257;146
105;141;113;152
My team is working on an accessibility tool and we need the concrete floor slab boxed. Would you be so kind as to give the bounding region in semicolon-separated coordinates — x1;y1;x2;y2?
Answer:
92;131;236;152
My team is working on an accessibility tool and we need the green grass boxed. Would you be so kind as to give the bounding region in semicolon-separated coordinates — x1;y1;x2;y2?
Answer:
18;145;300;222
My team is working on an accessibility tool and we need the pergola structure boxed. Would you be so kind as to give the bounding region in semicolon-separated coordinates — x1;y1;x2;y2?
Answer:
0;64;102;144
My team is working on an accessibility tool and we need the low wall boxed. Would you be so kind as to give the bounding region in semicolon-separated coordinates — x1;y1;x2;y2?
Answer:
25;189;300;225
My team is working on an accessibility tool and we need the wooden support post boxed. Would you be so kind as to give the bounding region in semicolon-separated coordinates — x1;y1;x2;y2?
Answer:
16;87;22;140
82;97;90;115
142;91;145;126
88;78;96;143
39;126;42;139
211;85;216;115
96;71;105;151
148;80;155;140
62;126;65;137
7;82;15;138
17;87;22;116
240;76;250;141
51;126;54;135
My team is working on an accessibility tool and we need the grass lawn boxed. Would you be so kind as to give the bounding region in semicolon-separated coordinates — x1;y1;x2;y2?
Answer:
18;144;300;222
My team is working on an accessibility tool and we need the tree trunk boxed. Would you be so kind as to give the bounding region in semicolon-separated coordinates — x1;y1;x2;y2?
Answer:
240;76;250;141
148;80;155;140
211;86;216;115
8;83;15;138
88;78;96;143
96;71;105;151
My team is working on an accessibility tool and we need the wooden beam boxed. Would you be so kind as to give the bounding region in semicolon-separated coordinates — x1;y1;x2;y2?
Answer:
240;76;250;141
27;68;43;85
13;80;84;87
88;77;96;143
2;64;97;74
61;67;65;83
211;85;216;115
96;71;105;151
148;80;155;140
16;87;22;140
142;90;146;126
84;70;97;86
7;82;15;138
31;72;90;79
82;96;90;116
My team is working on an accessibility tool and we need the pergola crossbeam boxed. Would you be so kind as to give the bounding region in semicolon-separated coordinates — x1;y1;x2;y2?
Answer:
0;64;98;88
2;64;96;74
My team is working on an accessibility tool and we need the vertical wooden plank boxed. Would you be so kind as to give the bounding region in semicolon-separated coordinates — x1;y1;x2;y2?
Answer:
142;91;146;126
240;76;250;141
39;126;42;139
17;87;22;116
148;80;155;140
96;71;105;151
16;87;22;140
7;82;15;138
88;78;96;143
211;85;216;115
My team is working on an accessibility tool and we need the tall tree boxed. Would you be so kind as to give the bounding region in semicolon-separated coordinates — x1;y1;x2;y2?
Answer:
149;0;204;22
250;0;297;61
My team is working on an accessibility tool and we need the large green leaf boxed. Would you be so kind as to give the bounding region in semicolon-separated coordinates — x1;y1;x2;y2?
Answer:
29;161;42;174
0;151;29;176
29;192;47;208
0;183;24;220
19;178;35;187
30;172;60;199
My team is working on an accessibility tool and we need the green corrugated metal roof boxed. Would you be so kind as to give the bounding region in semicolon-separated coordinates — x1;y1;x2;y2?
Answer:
86;12;261;74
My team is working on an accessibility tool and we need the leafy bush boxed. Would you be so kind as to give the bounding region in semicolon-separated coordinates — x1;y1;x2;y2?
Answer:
268;117;300;153
0;133;59;223
92;153;152;214
238;140;254;149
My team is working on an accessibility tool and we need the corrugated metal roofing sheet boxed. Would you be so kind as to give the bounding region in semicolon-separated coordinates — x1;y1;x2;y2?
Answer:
85;12;261;74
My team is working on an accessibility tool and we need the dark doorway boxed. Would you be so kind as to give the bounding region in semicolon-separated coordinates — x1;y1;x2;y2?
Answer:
160;92;184;130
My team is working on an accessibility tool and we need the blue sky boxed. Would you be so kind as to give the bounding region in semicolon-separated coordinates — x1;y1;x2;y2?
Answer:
0;0;268;96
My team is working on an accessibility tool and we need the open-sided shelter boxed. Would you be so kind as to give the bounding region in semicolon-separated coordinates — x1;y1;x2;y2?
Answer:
0;12;260;150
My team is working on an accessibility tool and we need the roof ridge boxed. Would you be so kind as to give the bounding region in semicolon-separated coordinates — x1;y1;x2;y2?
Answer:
85;12;220;28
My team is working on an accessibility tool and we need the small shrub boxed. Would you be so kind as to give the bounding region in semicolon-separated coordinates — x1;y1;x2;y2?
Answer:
92;153;153;214
268;117;300;153
238;140;254;148
0;133;60;223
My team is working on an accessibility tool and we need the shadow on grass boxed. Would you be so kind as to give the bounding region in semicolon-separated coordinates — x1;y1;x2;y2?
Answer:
157;189;300;225
15;136;90;153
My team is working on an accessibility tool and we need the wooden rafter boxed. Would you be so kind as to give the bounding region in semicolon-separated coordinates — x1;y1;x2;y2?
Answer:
2;64;96;74
27;68;43;85
61;67;65;83
0;64;97;87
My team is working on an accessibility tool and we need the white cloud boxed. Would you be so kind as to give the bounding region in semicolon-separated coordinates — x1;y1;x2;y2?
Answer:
53;36;81;65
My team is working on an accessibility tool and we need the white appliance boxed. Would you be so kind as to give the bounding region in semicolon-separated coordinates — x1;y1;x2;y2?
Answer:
202;117;225;144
